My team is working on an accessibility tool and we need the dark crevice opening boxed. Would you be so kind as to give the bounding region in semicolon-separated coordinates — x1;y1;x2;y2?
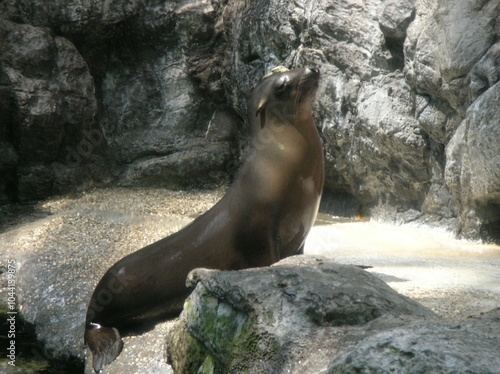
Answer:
319;189;365;219
384;36;405;71
0;68;20;203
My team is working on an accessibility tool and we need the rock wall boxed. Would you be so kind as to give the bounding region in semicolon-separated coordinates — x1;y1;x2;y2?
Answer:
0;17;99;201
0;0;498;241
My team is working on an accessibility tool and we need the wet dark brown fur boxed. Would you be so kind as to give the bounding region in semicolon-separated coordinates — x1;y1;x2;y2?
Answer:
84;67;324;373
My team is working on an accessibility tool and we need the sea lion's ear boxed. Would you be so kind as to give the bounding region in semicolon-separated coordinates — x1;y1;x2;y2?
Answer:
256;99;267;128
256;99;266;116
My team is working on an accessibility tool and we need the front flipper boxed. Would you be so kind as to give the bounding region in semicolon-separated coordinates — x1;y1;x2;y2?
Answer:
85;323;123;373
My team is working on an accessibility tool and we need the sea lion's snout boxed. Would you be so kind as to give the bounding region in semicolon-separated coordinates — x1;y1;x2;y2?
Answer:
299;67;320;96
302;67;320;84
305;66;320;76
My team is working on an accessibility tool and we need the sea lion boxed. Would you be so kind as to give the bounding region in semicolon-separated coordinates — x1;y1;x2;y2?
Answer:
84;67;324;373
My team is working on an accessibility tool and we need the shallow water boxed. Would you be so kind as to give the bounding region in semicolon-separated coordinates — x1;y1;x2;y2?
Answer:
306;217;500;296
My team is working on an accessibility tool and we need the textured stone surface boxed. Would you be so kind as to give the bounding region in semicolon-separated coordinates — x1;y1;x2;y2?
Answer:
1;0;499;236
166;256;436;374
0;17;99;201
0;0;237;202
445;81;500;242
328;308;500;374
405;0;498;110
379;0;416;42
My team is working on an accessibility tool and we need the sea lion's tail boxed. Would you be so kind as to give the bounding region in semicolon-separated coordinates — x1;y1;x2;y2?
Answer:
84;323;123;373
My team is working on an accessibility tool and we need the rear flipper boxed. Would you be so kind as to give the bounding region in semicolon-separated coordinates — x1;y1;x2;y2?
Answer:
85;323;123;373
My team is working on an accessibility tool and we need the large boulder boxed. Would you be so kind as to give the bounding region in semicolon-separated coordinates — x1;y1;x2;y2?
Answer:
328;308;500;374
166;256;436;374
403;0;499;240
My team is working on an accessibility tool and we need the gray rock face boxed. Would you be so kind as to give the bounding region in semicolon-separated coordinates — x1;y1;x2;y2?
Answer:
405;0;498;109
0;0;237;201
1;0;499;241
379;0;416;43
445;82;500;242
328;308;500;374
166;256;436;374
0;18;98;201
90;2;235;187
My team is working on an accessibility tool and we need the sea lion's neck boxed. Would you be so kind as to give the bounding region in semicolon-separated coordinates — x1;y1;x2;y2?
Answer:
294;105;318;141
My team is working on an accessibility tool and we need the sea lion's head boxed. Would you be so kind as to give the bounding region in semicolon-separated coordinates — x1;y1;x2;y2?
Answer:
248;67;320;131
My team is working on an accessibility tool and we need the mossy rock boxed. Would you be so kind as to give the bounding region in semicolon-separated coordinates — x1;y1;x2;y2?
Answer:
167;284;282;373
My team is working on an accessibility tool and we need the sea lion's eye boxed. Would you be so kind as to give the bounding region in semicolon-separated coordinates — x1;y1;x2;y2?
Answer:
276;76;289;92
